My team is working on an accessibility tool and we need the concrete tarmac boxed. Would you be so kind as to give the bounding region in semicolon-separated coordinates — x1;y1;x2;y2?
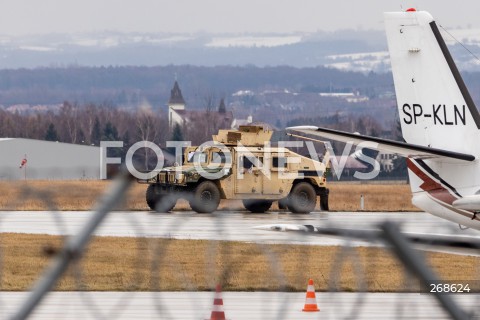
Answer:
1;210;479;245
2;291;479;319
2;210;480;319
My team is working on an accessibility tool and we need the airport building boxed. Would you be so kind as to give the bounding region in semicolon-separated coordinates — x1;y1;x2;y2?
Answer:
0;138;100;180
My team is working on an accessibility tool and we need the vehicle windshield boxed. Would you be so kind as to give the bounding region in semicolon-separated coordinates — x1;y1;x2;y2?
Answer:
211;151;228;164
187;151;208;164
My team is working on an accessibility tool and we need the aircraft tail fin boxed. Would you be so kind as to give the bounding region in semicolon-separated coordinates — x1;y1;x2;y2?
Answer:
384;10;480;156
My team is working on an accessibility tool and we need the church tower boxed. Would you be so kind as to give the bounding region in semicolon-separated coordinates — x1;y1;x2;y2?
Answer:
168;80;186;128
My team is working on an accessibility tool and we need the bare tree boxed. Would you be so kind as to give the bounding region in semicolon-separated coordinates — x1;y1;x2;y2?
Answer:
80;103;98;144
203;91;216;138
135;101;162;170
59;101;78;143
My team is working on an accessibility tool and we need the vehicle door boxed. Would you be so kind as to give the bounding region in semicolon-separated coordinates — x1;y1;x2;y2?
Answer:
234;152;263;195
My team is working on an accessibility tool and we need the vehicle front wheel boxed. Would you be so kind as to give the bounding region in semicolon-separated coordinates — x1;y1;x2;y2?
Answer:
146;185;177;213
190;181;221;213
278;198;288;210
243;199;273;213
288;182;316;214
146;184;160;210
319;188;329;211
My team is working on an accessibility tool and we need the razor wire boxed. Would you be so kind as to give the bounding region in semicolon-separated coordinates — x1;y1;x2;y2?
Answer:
0;171;479;319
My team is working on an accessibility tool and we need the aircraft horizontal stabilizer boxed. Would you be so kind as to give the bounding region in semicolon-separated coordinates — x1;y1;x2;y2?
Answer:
286;126;476;162
453;195;480;211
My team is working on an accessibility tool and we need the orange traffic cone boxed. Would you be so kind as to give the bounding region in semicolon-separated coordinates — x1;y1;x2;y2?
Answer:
302;279;320;312
206;284;228;320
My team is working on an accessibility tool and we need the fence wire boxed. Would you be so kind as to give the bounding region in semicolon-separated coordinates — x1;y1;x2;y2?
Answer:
0;170;479;319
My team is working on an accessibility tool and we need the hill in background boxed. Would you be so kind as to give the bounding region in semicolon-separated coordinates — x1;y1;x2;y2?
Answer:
1;28;480;72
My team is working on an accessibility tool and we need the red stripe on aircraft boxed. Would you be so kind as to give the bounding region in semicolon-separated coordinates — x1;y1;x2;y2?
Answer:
407;159;458;205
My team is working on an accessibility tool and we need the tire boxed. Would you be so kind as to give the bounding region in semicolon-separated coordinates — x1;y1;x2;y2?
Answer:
288;182;317;214
146;185;177;213
243;199;273;213
190;181;221;213
278;198;288;210
156;195;177;213
146;184;160;210
319;188;329;211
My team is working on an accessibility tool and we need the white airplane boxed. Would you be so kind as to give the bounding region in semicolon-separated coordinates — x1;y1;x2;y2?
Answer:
287;9;480;231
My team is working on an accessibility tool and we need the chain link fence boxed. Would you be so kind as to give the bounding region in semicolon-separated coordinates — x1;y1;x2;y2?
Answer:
0;169;479;319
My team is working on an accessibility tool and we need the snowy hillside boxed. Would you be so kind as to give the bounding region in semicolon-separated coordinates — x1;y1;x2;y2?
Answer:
0;28;479;71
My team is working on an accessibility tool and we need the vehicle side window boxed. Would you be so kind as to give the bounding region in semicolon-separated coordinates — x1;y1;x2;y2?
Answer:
242;156;253;169
188;152;207;163
272;157;287;168
242;156;262;169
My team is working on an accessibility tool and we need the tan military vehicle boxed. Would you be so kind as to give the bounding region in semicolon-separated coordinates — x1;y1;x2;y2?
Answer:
138;125;329;213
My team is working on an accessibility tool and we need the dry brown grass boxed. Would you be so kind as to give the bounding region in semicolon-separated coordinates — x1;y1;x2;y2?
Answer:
0;180;108;211
1;233;477;292
0;180;418;212
328;182;418;212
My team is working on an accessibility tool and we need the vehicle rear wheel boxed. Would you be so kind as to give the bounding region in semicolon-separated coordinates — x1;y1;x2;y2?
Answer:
146;185;177;213
190;181;221;213
288;182;316;214
243;199;273;213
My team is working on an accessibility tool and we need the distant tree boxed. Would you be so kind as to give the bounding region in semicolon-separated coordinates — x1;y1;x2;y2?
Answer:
60;101;78;143
102;122;119;141
135;105;162;170
168;123;185;165
355;117;366;134
135;105;160;144
390;154;408;179
203;91;216;138
122;130;131;147
171;123;184;142
102;121;121;160
218;98;226;113
121;130;131;159
45;123;58;141
81;103;99;144
91;117;101;145
78;129;86;144
390;115;408;179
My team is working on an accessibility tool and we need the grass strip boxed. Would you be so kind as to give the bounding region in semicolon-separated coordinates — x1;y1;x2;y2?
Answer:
1;233;476;292
0;181;418;212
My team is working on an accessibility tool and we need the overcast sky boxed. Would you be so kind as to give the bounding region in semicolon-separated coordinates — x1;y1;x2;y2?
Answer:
0;1;479;36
